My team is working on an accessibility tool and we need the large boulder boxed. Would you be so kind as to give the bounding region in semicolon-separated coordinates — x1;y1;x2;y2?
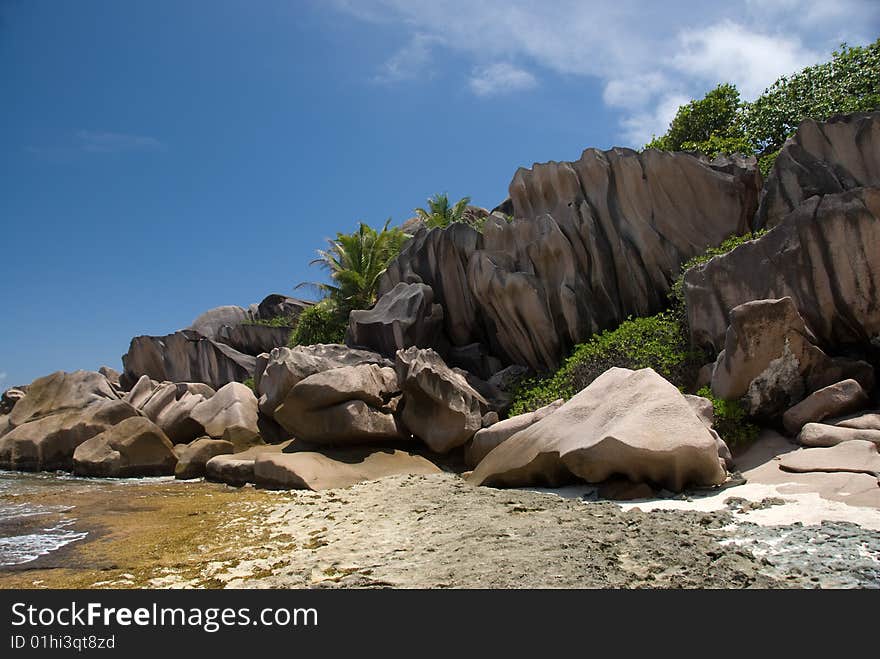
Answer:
467;368;727;492
0;387;27;415
782;379;870;435
174;437;234;479
139;384;210;444
347;282;444;358
121;330;256;390
755;112;880;229
0;399;139;471
273;364;403;445
779;440;880;476
256;344;390;417
685;188;880;354
72;416;178;477
253;448;441;491
255;294;312;322
709;298;872;417
378;149;759;372
395;347;487;453
9;370;119;427
797;423;880;448
190;382;260;448
189;305;252;339
214;324;294;356
464;399;564;469
204;441;294;486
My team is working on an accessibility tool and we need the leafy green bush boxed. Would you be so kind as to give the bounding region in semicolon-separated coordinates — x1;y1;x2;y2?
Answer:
288;299;347;347
242;377;255;391
244;314;298;328
645;39;880;161
696;386;760;448
509;312;705;415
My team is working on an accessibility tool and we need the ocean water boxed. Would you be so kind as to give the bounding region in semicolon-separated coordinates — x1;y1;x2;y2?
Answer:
0;471;90;567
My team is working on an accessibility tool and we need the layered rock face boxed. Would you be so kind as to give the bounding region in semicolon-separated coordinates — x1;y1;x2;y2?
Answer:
121;294;311;389
755;112;880;229
373;149;760;372
685;188;880;354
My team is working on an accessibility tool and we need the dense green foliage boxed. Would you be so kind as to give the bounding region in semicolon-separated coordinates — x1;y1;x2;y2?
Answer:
696;386;760;448
244;314;298;328
288;298;347;347
414;192;472;229
509;312;705;416
242;377;255;391
646;40;880;164
300;218;408;316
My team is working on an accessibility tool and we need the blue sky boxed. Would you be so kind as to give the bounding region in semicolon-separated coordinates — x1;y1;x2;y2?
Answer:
1;0;877;388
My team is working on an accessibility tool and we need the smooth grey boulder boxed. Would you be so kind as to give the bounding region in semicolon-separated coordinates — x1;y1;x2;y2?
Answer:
189;305;252;339
782;379;870;435
256;294;312;322
395;347;487;453
175;437;235;479
347;282;444;358
755;112;880;229
9;370;119;428
0;399;139;471
121;330;256;390
215;324;294;357
467;368;727;492
73;416;178;477
710;298;871;417
465;399;563;469
256;344;390;417
190;382;261;448
379;149;759;372
685;188;880;354
274;364;402;445
798;423;880;448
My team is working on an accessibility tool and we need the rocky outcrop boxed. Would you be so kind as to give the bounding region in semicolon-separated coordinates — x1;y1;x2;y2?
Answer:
374;149;760;373
9;370;119;427
347;282;444;358
782;379;869;435
779;440;880;476
204;441;294;486
174;438;234;479
214;324;294;357
685;188;880;354
190;382;261;449
468;368;727;492
134;381;216;444
755;112;880;229
395;347;487;453
798;423;880;448
709;298;873;417
73;416;178;477
256;344;390;417
122;330;256;390
253;448;441;491
464;399;563;469
0;387;27;415
256;294;312;322
273;364;403;445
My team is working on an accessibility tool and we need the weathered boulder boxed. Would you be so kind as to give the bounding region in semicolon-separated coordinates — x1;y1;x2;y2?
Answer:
464;399;563;469
755;112;880;229
830;411;880;431
9;370;119;428
379;149;759;372
124;375;160;409
0;399;139;471
685;188;880;354
395;347;487;453
256;344;390;417
710;298;871;417
0;387;27;415
274;364;402;445
684;394;715;427
798;423;880;448
467;368;727;492
73;416;178;477
121;330;256;390
347;282;444;358
189;305;252;339
204;441;295;486
98;366;122;389
214;324;294;357
141;385;209;444
190;382;260;448
782;379;870;435
174;438;235;479
256;294;312;322
779;440;880;476
253;448;441;491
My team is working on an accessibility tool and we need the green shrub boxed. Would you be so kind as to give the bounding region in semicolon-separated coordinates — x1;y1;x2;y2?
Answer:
509;312;705;416
288;299;347;346
646;83;746;154
696;386;760;448
244;314;298;328
242;377;255;391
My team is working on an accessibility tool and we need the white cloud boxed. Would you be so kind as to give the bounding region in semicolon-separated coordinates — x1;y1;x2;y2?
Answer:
469;63;537;96
671;21;822;99
328;0;879;146
75;131;165;153
373;33;439;83
620;93;691;147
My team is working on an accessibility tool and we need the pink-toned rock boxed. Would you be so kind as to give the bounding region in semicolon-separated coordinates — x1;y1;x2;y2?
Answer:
782;379;869;435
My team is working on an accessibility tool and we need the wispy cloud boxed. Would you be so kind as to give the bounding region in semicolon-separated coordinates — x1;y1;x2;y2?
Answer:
75;130;165;153
469;63;537;96
0;372;7;387
328;0;878;146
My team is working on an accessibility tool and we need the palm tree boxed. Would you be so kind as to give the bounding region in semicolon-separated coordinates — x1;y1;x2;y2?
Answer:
299;219;408;313
414;192;471;229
